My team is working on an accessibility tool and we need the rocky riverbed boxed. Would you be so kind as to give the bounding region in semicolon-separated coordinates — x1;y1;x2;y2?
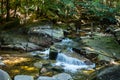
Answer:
0;24;120;80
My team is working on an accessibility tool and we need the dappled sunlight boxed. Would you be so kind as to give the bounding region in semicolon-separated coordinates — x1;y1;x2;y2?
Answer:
20;66;37;71
83;47;95;52
82;69;95;75
0;52;40;78
0;0;120;80
1;57;39;78
110;60;120;65
11;69;20;74
3;57;30;66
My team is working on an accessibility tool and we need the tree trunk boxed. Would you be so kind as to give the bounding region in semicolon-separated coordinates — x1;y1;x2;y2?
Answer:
24;0;28;23
1;0;4;17
6;0;10;21
13;1;18;17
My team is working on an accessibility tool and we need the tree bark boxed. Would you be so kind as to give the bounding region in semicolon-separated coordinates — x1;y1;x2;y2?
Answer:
1;0;4;17
13;1;18;17
6;0;10;21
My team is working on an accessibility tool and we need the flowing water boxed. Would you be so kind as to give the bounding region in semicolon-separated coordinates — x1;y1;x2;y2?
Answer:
55;53;95;72
31;38;95;73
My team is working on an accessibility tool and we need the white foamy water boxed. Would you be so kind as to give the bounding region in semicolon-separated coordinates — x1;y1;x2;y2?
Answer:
55;53;95;72
61;38;73;43
30;38;95;72
60;38;73;46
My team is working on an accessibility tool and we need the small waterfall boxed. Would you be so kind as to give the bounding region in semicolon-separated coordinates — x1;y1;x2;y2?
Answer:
55;53;95;72
30;38;95;72
56;53;85;65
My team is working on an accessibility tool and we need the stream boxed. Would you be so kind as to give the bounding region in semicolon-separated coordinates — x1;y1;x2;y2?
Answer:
31;38;95;73
0;24;120;80
0;25;96;80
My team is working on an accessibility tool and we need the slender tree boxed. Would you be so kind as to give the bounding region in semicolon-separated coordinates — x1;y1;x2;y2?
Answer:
1;0;4;17
6;0;10;21
13;0;19;17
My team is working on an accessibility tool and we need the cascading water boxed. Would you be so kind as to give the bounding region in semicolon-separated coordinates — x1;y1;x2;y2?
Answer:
55;38;95;72
55;53;95;72
56;53;85;65
30;38;95;72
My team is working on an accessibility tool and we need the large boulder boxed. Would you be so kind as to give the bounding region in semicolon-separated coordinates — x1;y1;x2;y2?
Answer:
96;65;120;80
0;32;41;51
0;69;11;80
28;35;53;47
28;25;64;40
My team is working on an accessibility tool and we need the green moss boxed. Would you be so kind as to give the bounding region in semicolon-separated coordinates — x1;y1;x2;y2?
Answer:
83;35;120;59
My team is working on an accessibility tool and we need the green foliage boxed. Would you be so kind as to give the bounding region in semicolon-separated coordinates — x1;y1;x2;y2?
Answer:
0;0;120;24
57;0;77;18
79;0;120;19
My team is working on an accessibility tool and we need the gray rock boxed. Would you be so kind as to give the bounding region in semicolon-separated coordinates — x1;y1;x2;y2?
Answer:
1;42;40;51
20;42;40;51
34;62;43;68
114;28;120;43
14;75;33;80
29;26;64;40
40;67;47;74
0;69;11;80
0;60;5;66
37;73;73;80
51;66;64;73
53;73;73;80
96;65;120;80
37;76;56;80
